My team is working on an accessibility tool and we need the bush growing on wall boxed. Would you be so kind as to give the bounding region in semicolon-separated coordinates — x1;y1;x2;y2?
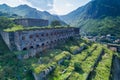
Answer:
0;17;14;30
51;20;61;27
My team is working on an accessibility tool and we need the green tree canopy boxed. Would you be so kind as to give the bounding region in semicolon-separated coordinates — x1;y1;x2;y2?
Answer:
0;17;14;30
51;20;61;27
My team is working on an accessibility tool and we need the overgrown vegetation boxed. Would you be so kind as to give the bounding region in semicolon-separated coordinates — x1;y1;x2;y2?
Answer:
0;35;115;80
92;47;113;80
51;20;61;27
0;17;14;30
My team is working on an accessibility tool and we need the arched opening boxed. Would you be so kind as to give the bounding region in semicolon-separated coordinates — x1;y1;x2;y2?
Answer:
54;32;56;35
36;34;39;37
36;44;39;48
46;42;49;44
51;33;53;36
22;36;25;40
55;40;57;42
46;33;48;36
42;43;45;46
29;35;33;39
30;46;34;49
23;47;27;50
41;34;44;37
34;39;36;41
51;41;53;43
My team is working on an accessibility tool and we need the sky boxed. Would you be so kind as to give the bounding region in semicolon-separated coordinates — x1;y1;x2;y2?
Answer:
0;0;91;15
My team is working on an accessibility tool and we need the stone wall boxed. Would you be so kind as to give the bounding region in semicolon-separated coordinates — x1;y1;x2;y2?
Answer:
0;31;10;49
14;18;49;27
107;44;120;52
33;65;56;80
111;55;120;80
0;31;17;50
1;27;80;59
73;45;86;54
117;47;120;52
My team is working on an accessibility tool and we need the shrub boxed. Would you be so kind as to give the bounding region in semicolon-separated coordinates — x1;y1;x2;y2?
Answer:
74;62;82;72
61;60;70;67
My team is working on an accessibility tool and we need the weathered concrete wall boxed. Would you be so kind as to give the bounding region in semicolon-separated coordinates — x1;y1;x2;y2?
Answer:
0;31;19;51
117;47;120;52
1;28;80;59
107;44;120;52
0;31;17;50
14;18;49;27
0;31;10;49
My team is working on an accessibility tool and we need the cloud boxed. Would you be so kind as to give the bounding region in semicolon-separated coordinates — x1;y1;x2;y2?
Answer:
0;0;22;6
26;0;54;10
49;0;91;15
66;3;73;7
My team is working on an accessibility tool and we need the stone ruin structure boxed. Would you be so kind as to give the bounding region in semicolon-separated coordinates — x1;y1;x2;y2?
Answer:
107;44;120;52
1;27;80;59
14;18;49;27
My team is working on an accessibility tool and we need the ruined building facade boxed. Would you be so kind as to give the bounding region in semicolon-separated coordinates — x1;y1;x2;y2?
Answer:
14;18;49;27
1;27;80;59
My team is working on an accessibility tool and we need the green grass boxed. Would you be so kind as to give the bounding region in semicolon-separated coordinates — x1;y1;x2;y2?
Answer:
48;43;97;80
91;47;113;80
32;63;56;74
69;46;80;53
54;51;70;62
4;25;73;32
31;51;71;74
72;45;103;80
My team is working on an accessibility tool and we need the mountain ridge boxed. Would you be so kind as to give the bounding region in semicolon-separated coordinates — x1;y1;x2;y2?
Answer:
60;0;120;37
0;4;63;24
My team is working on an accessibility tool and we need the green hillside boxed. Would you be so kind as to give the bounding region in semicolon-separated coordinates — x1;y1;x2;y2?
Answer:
61;0;120;37
78;17;120;37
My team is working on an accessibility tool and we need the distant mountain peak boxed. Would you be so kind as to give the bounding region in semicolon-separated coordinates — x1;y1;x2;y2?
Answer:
0;4;10;8
1;4;8;6
15;4;35;10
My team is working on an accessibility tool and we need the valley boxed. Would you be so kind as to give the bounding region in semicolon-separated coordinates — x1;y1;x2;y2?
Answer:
0;0;120;80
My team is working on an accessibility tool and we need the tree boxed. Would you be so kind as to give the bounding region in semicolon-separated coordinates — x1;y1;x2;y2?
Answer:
51;20;61;27
0;17;14;30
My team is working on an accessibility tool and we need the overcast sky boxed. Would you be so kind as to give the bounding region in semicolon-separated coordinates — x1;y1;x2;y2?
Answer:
0;0;90;15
